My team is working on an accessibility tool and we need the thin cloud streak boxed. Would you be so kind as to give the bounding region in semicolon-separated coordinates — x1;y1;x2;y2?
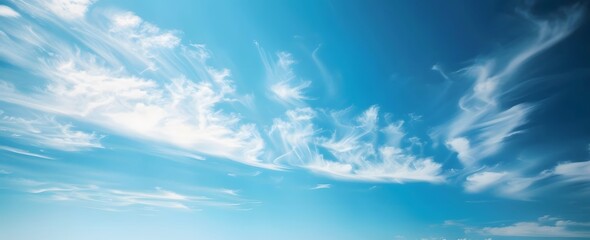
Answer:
310;183;331;190
311;44;337;96
0;146;54;160
5;177;254;211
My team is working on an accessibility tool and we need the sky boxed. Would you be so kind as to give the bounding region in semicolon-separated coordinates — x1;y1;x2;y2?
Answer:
0;0;590;239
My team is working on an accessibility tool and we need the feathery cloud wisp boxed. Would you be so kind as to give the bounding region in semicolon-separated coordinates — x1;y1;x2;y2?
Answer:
256;45;311;105
0;4;276;169
480;216;590;238
310;184;331;190
0;113;103;151
270;106;445;183
6;178;253;211
442;6;584;167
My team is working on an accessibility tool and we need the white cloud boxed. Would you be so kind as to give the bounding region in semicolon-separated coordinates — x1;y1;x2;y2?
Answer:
220;189;239;196
446;137;472;166
0;113;103;151
431;64;449;80
109;11;180;49
268;107;317;165
44;0;95;20
111;11;142;29
0;5;277;169
553;161;590;182
256;46;310;105
310;184;331;190
463;160;590;199
0;146;54;160
313;106;443;183
481;216;590;238
8;178;252;211
0;5;20;17
462;168;550;199
270;80;311;105
442;6;583;167
464;171;507;193
270;105;444;183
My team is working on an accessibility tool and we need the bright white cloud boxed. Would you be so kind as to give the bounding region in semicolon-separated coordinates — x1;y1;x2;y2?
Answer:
0;4;276;169
0;5;20;17
446;137;472;166
44;0;95;20
270;80;311;105
0;0;446;184
481;216;590;238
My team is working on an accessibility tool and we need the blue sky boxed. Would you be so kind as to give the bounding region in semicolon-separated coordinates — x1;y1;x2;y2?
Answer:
1;0;590;239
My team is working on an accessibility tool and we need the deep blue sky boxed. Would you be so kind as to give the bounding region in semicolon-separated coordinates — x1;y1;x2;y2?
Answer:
1;0;590;239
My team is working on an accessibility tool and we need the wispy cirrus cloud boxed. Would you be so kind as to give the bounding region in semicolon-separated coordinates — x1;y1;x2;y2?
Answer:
109;11;180;50
0;2;276;169
256;44;311;106
431;64;449;80
0;146;54;160
8;0;95;23
311;44;337;96
6;178;253;211
553;160;590;182
310;106;443;183
2;0;444;184
41;0;96;20
463;159;590;199
268;107;318;165
3;0;582;195
310;183;331;190
480;215;590;238
464;171;508;193
441;5;584;167
0;113;103;151
270;106;445;183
